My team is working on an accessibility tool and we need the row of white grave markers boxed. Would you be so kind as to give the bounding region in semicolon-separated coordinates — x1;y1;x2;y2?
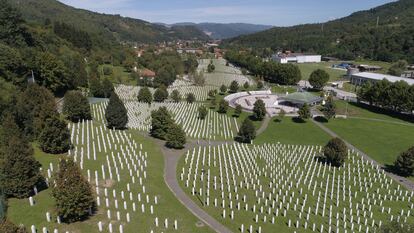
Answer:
27;118;179;232
115;81;218;102
91;101;238;140
180;143;414;232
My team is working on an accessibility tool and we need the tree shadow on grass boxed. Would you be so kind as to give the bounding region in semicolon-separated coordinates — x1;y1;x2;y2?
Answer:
314;116;328;123
291;117;306;124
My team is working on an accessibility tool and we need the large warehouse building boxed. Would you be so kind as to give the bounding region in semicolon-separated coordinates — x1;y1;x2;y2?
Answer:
272;53;321;64
349;72;414;86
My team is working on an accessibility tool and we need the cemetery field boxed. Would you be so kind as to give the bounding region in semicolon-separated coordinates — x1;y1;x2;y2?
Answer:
297;62;346;82
254;118;331;145
199;58;254;87
7;117;214;233
323;118;414;166
177;143;414;233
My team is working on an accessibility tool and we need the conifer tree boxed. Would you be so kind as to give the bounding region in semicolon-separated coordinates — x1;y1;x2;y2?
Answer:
218;99;229;114
166;123;186;149
52;158;95;223
137;87;153;104
394;146;414;177
186;93;196;104
237;118;256;143
101;78;114;98
298;104;311;121
105;92;128;129
153;86;169;102
63;91;91;123
229;80;239;93
253;99;266;120
150;107;174;140
198;105;208;120
171;90;181;103
0;115;43;198
220;84;227;94
324;138;347;167
39;116;71;154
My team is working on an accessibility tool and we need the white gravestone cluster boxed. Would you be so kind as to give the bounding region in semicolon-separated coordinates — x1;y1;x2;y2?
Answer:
179;143;414;233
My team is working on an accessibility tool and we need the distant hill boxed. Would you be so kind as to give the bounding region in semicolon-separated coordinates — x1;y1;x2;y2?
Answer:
167;22;273;39
10;0;209;43
225;0;414;63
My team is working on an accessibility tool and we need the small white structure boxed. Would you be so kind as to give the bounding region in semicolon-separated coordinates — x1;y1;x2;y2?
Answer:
272;53;321;64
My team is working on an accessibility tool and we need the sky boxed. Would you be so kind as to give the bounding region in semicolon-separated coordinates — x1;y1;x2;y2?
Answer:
59;0;395;26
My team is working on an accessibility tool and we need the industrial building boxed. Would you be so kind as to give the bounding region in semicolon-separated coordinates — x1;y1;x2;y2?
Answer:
271;53;321;64
349;72;414;86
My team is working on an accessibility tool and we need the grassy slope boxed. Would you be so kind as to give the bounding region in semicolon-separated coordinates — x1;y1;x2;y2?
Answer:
297;62;346;82
254;117;331;145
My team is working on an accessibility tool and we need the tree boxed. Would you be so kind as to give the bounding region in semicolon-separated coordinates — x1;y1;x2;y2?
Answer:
298;104;311;121
220;85;227;94
218;100;229;114
278;109;286;122
15;84;58;139
63;91;91;123
103;66;113;75
237;118;256;143
309;69;330;90
137;87;153;104
208;90;216;99
388;60;408;76
105;92;128;129
210;97;217;109
39;116;71;154
192;71;205;86
150;107;174;140
229;81;239;93
89;77;104;98
0;115;43;198
101;78;114;98
0;219;28;233
153;86;169;102
234;104;242;117
186;93;196;104
243;81;250;90
253;99;267;120
198;105;208;120
52;158;95;223
207;63;215;73
34;52;70;94
165;123;186;149
171;90;181;102
324;138;347;167
257;81;264;90
378;221;414;233
322;96;336;120
394;146;414;177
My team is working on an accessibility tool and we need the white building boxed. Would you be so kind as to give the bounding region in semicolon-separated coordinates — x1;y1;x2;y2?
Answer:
350;72;414;86
271;53;321;64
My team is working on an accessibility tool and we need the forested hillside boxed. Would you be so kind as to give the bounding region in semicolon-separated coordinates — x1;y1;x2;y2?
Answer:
226;0;414;62
10;0;209;43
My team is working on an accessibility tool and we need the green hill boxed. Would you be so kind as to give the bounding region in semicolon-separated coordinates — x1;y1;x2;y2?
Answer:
225;0;414;62
11;0;209;43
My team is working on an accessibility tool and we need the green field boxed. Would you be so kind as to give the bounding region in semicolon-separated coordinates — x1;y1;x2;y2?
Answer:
100;65;136;85
297;62;346;81
8;120;214;233
254;117;331;145
323;118;414;166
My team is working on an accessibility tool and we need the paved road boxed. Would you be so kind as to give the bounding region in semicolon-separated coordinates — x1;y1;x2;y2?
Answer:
312;119;414;191
256;117;271;136
157;139;234;233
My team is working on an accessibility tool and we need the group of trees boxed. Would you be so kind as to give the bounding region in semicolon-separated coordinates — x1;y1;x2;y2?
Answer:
358;79;414;114
150;107;186;149
225;50;301;85
89;77;114;98
53;22;92;51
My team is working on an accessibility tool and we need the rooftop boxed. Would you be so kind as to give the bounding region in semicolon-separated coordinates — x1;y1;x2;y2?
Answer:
352;72;414;85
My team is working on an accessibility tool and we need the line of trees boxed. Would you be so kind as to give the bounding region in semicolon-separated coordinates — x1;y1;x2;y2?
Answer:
358;79;414;114
225;50;301;85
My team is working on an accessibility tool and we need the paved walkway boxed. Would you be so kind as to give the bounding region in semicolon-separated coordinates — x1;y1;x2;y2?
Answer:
256;117;271;135
312;119;414;191
157;139;234;233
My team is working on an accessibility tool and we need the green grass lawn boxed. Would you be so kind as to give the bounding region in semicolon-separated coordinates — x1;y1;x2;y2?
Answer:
323;118;414;166
254;117;331;145
270;85;297;94
100;65;136;85
297;62;346;81
353;59;392;74
7;122;214;233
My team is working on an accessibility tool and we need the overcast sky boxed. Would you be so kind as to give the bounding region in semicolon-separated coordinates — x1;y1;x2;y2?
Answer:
59;0;394;26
